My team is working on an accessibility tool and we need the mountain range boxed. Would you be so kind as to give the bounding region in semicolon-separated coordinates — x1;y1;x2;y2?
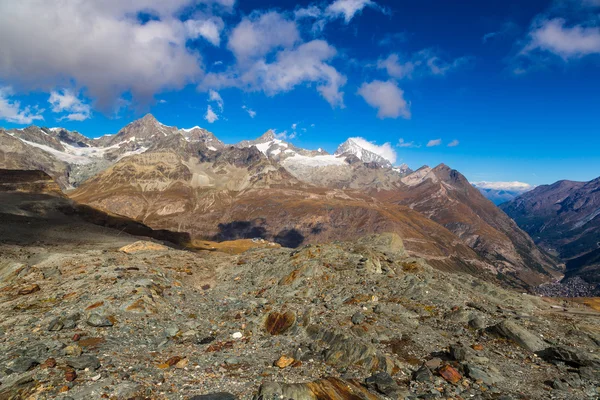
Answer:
0;114;561;287
502;177;600;286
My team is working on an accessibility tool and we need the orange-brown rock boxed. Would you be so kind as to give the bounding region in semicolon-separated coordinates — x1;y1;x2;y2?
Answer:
274;355;295;369
265;311;296;335
439;365;462;384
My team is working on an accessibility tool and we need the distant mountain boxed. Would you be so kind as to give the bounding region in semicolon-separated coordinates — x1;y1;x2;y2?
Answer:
472;181;534;205
501;177;600;285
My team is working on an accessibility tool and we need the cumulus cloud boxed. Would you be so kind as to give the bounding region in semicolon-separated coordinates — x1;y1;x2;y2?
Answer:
228;12;300;63
398;138;420;148
204;105;219;123
0;87;44;124
208;89;224;111
202;39;347;108
427;139;442;147
325;0;379;23
0;1;237;111
295;0;385;33
349;137;397;164
357;80;410;119
378;50;471;79
48;89;92;121
185;17;225;46
447;139;460;147
522;18;600;59
242;105;256;118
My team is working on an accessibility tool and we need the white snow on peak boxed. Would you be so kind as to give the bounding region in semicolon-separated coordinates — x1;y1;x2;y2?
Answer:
182;126;203;132
472;181;533;191
282;154;346;168
254;139;286;156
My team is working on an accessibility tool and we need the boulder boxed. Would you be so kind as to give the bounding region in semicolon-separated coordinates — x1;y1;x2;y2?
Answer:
486;320;546;352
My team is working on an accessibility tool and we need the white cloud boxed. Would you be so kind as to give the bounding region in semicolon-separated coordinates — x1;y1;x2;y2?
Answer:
242;105;256;118
291;123;298;130
208;89;224;111
228;12;300;63
472;181;533;191
204;105;218;123
398;138;420;148
274;129;297;140
325;0;378;23
522;18;600;59
378;50;471;79
202;40;346;108
0;87;44;124
349;137;397;164
0;1;236;110
426;139;442;147
48;89;92;121
357;80;410;119
447;139;460;147
185;17;225;46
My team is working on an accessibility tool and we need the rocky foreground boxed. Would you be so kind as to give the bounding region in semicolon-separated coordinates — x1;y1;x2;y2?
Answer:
1;197;600;399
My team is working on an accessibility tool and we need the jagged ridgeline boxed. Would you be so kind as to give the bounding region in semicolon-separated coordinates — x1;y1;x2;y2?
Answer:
2;115;560;287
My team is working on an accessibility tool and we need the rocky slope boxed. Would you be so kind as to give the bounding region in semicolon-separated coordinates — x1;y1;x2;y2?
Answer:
1;186;599;399
502;177;600;286
378;165;561;286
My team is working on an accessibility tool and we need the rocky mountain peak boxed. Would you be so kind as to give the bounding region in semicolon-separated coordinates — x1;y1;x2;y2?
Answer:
256;130;276;143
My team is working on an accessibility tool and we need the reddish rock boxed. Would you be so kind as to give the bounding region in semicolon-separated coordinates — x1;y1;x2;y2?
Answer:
265;311;296;335
439;365;462;384
72;333;81;342
65;368;77;382
40;358;57;369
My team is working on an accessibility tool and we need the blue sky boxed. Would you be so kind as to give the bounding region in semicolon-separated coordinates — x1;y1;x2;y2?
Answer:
0;0;599;185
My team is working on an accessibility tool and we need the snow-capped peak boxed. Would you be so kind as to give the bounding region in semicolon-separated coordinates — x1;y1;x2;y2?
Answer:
334;138;393;167
182;126;203;132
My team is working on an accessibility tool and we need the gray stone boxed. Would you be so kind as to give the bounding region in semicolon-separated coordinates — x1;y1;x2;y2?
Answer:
9;357;38;373
86;313;113;328
63;313;81;329
48;318;64;332
468;316;486;330
551;379;568;391
486;320;546;352
351;312;365;325
537;346;600;368
66;355;101;370
413;365;434;382
465;364;504;385
365;371;405;398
